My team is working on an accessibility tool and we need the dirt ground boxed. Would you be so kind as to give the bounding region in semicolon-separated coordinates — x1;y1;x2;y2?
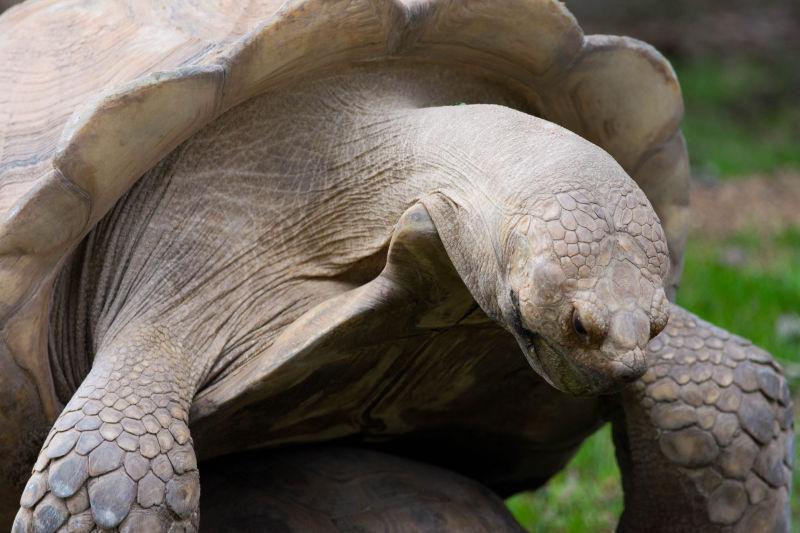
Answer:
688;173;800;237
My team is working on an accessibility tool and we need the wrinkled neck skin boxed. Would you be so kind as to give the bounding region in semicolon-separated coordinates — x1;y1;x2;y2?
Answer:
51;63;668;401
408;105;589;319
404;106;670;396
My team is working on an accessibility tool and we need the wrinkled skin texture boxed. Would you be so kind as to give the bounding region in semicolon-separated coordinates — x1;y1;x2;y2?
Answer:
11;65;792;531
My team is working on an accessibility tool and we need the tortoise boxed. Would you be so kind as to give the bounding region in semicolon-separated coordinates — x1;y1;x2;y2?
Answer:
0;0;793;531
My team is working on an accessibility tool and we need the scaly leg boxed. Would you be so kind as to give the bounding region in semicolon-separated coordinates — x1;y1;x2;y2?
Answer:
612;304;793;532
13;325;200;532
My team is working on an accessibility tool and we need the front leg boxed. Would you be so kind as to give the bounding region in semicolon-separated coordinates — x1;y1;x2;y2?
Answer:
13;326;200;532
612;304;793;532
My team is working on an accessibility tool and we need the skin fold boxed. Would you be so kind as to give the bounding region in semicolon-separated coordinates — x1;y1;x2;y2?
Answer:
11;64;792;532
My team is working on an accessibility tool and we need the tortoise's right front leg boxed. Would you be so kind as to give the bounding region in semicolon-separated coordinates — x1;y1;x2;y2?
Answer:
13;325;200;533
612;305;793;532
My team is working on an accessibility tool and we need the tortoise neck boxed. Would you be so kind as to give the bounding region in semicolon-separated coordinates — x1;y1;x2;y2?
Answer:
401;103;637;325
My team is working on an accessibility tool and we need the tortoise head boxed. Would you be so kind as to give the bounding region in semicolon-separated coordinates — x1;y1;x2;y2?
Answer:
416;106;673;396
499;179;670;396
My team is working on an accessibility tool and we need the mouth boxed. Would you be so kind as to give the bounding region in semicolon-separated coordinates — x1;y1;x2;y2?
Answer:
520;333;642;396
507;290;646;395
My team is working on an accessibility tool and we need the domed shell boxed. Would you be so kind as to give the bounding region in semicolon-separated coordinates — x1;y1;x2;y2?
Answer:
0;0;687;434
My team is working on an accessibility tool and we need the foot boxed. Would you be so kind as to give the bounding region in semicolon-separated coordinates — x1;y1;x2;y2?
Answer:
13;328;200;532
614;305;793;532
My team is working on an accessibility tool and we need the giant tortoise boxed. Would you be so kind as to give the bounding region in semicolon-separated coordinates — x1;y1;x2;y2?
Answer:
0;0;793;531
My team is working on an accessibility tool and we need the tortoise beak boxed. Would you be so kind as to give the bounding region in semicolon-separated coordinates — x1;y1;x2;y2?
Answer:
516;333;647;396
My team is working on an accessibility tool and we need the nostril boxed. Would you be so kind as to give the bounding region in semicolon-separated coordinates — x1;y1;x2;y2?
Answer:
609;347;647;384
650;317;667;340
610;360;645;384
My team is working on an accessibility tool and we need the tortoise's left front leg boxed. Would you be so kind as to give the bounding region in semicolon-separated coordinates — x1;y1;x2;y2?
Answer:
611;304;793;532
13;325;201;532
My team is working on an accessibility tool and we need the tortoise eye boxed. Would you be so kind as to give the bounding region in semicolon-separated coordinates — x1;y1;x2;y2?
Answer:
572;308;589;339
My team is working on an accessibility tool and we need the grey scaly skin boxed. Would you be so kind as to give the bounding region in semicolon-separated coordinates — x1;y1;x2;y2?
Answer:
14;326;200;531
613;305;793;532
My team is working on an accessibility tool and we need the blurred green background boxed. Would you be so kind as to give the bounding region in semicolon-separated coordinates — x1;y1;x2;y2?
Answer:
507;0;800;530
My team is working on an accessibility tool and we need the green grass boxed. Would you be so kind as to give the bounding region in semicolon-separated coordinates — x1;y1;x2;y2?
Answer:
678;228;800;373
506;425;622;533
676;58;800;177
507;228;800;531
